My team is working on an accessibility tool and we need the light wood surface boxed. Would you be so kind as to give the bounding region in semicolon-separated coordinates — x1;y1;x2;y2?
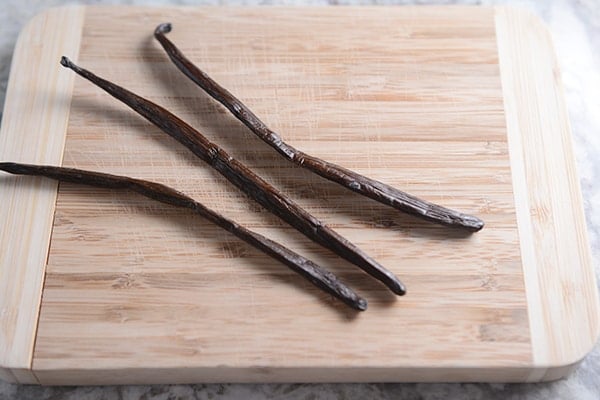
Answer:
496;7;599;380
0;5;596;384
0;6;84;384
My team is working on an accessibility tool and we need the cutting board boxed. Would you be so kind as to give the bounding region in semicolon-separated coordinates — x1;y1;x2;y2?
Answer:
0;6;598;385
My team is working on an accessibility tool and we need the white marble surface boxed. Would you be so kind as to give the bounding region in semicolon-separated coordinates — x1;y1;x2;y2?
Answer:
0;0;599;398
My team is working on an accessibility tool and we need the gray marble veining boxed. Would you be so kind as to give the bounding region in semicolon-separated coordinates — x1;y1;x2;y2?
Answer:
1;0;599;399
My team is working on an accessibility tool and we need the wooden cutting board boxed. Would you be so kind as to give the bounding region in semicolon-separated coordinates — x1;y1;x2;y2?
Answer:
0;6;598;385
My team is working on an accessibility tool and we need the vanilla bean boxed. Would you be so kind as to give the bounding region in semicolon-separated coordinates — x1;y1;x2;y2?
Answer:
154;23;484;232
0;162;367;311
60;57;405;296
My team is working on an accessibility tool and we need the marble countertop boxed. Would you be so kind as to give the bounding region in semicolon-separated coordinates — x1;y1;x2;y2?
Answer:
1;0;599;399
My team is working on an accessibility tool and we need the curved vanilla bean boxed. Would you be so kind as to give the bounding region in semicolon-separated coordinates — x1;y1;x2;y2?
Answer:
60;57;406;296
154;23;484;232
0;162;367;311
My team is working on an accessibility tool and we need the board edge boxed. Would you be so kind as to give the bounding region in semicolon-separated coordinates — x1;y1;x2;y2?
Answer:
0;5;85;384
33;365;537;386
495;6;600;381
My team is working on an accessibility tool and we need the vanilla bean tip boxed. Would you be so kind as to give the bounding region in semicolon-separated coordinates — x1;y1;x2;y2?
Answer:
356;298;368;311
392;281;407;296
155;23;172;36
60;56;74;68
60;56;83;75
461;214;485;232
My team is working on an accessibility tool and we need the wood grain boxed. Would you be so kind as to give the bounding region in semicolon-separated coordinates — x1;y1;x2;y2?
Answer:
0;6;84;384
496;7;600;381
0;5;595;384
34;6;530;382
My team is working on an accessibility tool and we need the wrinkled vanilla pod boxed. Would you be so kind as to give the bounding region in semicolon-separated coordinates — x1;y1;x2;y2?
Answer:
60;56;406;296
0;162;367;311
154;23;484;232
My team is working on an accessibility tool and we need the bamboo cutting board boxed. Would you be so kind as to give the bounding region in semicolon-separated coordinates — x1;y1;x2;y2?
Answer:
0;6;598;384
